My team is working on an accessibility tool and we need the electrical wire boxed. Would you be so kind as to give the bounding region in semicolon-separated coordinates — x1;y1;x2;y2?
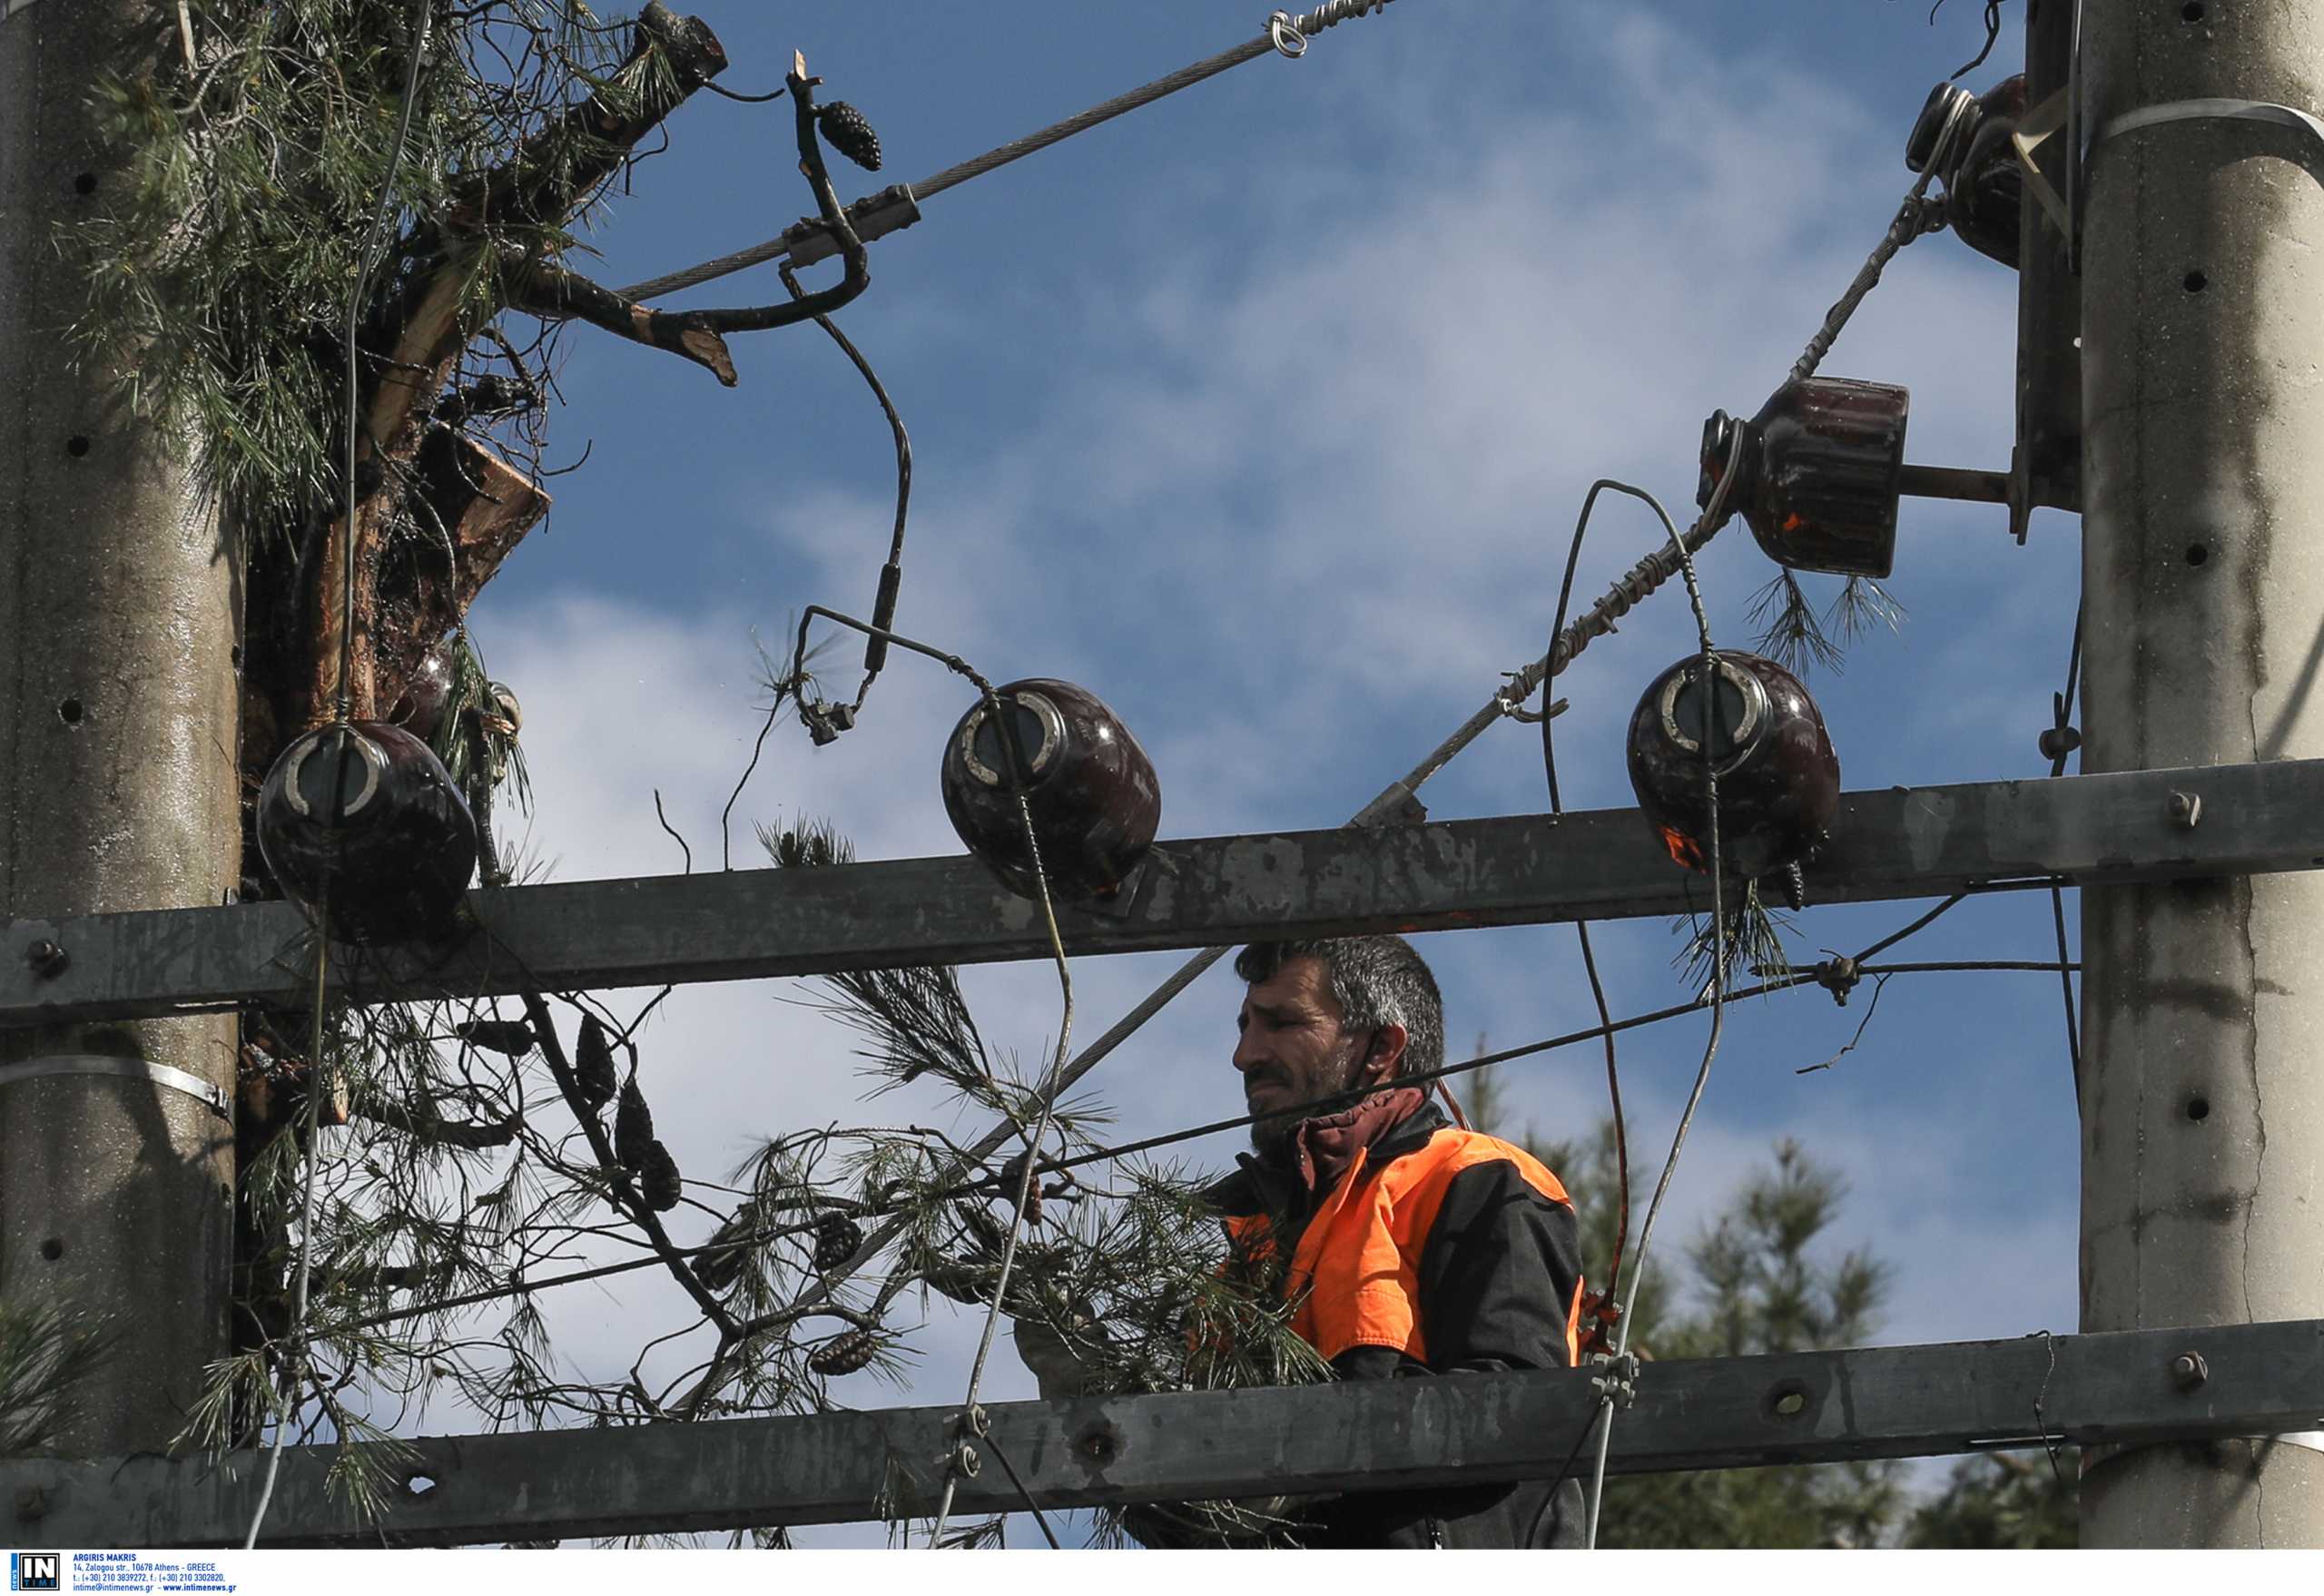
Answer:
1790;93;1973;385
243;0;434;1548
1541;482;1673;1354
776;261;912;718
1574;442;1740;1549
312;943;2068;1343
930;680;1073;1544
615;2;1408;304
981;1430;1064;1549
767;609;1074;1547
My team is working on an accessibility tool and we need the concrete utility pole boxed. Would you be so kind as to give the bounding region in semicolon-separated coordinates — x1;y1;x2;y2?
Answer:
2079;1;2324;1548
1;1;241;1456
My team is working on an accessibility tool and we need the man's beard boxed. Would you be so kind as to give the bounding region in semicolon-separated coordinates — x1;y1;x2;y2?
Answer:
1246;1048;1367;1157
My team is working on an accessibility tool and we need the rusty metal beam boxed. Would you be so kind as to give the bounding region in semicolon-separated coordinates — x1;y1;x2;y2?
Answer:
6;1317;2321;1547
5;757;2323;1027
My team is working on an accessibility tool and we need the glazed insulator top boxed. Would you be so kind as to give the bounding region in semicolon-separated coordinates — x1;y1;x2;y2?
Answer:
940;678;1161;903
1702;376;1908;580
1625;650;1840;883
256;720;478;944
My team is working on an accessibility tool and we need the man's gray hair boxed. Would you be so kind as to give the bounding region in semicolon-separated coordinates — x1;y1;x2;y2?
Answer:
1233;935;1444;1081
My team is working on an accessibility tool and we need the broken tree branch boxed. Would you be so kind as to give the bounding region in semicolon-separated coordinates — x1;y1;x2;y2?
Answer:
308;5;731;727
503;260;740;385
503;51;871;379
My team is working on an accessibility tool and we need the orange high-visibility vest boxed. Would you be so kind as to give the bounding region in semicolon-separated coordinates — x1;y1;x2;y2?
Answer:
1225;1128;1582;1368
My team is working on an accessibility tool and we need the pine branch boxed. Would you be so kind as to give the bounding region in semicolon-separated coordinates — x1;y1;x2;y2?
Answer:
504;54;872;375
503;260;739;383
0;1297;114;1456
518;992;738;1341
449;3;731;235
355;1097;523;1150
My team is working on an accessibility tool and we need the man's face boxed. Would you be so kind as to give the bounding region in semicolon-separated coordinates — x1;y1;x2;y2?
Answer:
1234;957;1383;1150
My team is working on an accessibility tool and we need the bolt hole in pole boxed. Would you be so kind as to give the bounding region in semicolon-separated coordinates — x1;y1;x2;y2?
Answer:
71;172;96;195
2181;1;2206;20
2184;270;2209;293
56;698;84;726
2188;1095;2211;1121
38;1239;63;1262
2187;543;2211;566
64;435;90;458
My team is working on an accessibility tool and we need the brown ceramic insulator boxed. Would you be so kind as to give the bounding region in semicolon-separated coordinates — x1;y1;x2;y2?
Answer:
1625;651;1840;884
940;677;1161;902
1700;377;1909;579
389;639;458;744
1944;74;2027;269
255;721;478;944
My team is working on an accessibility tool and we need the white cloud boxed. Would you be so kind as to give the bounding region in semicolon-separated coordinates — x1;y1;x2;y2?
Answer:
432;0;2078;1542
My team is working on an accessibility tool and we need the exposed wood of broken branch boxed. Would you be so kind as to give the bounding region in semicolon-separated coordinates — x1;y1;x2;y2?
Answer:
306;5;727;727
504;261;738;385
504;64;872;378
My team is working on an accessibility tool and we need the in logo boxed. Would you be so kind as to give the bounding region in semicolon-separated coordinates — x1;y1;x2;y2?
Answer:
8;1554;60;1593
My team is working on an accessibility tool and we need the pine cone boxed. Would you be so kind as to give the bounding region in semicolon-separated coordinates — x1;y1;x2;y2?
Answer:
816;102;882;171
695;1215;753;1294
574;1017;618;1108
812;1212;864;1271
614;1078;655;1171
917;1256;994;1306
454;1019;535;1057
806;1327;879;1377
996;1151;1044;1227
639;1138;683;1212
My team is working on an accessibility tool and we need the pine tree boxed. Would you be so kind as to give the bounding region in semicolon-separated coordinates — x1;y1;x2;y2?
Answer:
1492;1071;2077;1547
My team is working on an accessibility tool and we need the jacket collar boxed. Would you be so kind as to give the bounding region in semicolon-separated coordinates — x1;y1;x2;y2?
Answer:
1208;1092;1448;1217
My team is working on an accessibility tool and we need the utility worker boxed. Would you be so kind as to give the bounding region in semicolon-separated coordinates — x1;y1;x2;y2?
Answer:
1019;934;1587;1548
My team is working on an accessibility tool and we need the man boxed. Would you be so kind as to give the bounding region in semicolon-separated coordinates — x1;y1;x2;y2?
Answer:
1019;934;1587;1549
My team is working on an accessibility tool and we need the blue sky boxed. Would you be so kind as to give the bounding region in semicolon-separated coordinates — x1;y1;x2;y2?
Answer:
460;1;2081;1544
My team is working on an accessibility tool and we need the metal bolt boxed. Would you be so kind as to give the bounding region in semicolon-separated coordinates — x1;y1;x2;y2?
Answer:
24;939;67;979
951;1440;980;1478
2168;791;2202;830
2171;1350;2209;1390
1078;1421;1122;1465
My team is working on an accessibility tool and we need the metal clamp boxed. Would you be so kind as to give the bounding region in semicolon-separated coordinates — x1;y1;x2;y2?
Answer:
2066;97;2324;267
1588;1350;1640;1410
2093;97;2324;188
0;1054;231;1119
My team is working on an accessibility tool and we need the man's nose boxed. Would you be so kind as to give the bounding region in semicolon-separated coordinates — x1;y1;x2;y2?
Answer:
1232;1029;1266;1074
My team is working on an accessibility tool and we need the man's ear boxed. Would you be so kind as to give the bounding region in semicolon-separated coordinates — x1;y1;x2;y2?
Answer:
1359;1022;1410;1088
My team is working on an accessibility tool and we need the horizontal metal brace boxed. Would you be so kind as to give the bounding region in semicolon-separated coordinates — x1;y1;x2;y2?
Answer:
8;1317;2319;1547
5;757;2323;1027
0;1054;229;1118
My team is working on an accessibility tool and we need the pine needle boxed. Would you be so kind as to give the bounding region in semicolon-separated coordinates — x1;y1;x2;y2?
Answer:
1748;570;1846;676
0;1296;114;1456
